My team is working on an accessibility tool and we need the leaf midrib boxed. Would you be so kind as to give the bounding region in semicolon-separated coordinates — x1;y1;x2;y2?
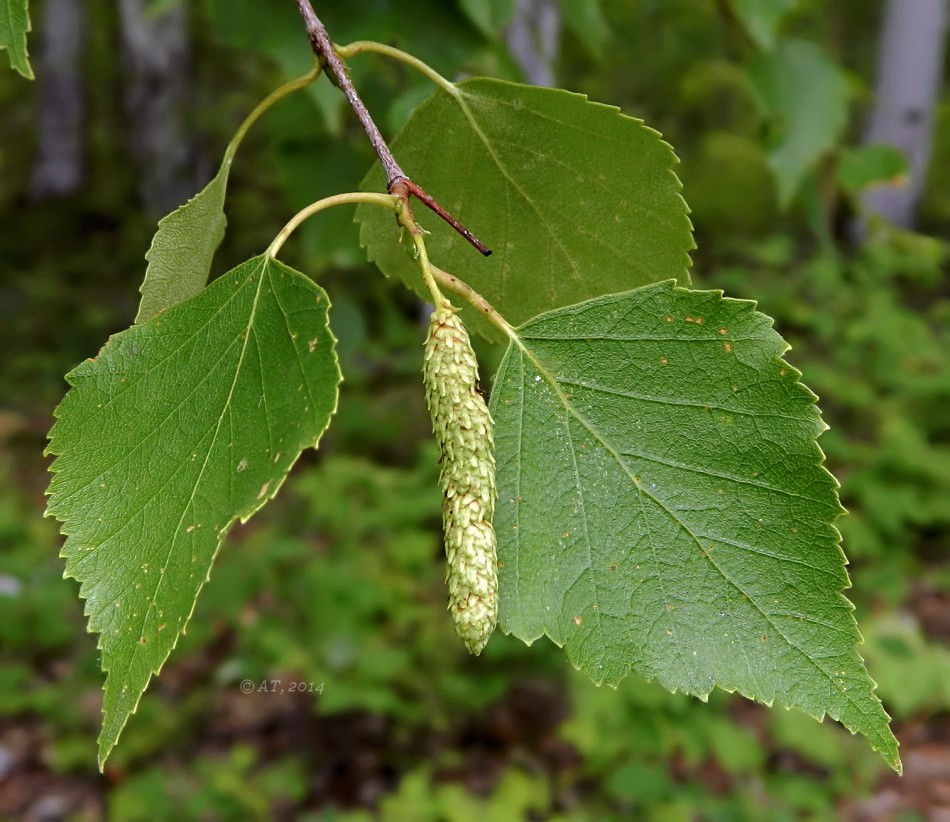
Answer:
448;86;583;287
120;257;270;696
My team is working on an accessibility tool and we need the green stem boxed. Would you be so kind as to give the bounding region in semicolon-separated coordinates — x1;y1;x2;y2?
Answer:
223;63;322;168
266;192;400;258
430;264;516;341
394;197;446;306
414;236;445;307
335;40;458;97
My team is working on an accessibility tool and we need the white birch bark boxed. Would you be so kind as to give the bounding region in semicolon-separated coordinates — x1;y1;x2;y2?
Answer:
860;0;947;231
506;0;561;87
28;0;86;198
117;0;194;218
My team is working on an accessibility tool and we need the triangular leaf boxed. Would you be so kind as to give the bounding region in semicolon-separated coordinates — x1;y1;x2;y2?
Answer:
357;78;693;340
46;255;341;766
136;164;230;323
489;281;900;771
0;0;33;79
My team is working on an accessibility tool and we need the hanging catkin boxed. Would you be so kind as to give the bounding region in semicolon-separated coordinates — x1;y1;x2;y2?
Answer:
423;302;498;654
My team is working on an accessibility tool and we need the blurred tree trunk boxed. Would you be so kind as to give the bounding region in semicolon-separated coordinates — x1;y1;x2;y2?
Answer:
859;0;947;231
28;0;86;198
506;0;561;87
117;0;195;218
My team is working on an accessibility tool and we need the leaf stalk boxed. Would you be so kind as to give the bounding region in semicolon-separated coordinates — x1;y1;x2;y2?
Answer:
266;192;400;258
391;181;446;307
430;264;517;342
335;40;457;96
223;63;322;169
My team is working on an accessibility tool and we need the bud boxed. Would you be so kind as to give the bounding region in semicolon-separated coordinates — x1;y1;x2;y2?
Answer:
423;303;498;654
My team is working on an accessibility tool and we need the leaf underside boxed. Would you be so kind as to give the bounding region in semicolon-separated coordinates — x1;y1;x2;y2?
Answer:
489;281;900;771
357;77;693;341
46;255;341;766
0;0;32;79
135;163;230;323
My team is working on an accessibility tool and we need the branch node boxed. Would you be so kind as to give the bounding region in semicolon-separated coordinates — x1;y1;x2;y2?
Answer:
294;1;491;258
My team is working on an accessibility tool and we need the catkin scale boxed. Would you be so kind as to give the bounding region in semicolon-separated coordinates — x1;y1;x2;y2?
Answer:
423;302;498;655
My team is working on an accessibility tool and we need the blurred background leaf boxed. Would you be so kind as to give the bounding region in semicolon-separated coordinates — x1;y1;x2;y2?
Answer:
746;38;850;206
728;0;797;51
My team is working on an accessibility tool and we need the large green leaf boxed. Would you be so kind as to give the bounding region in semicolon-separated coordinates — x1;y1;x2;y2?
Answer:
747;39;849;206
46;255;341;766
489;281;900;770
135;164;229;323
0;0;32;79
357;78;693;341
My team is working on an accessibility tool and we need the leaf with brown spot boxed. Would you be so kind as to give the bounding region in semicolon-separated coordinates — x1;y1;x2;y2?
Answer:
490;280;900;771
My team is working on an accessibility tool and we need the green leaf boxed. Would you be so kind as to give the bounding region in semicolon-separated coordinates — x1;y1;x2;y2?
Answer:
135;164;230;323
837;144;909;196
746;39;849;206
357;78;693;341
46;255;341;766
728;0;797;51
1;0;33;79
561;0;611;58
489;281;900;771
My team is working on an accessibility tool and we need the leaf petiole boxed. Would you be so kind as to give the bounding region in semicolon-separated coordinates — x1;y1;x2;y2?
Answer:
391;188;446;307
223;62;322;170
134;62;324;324
430;264;517;342
335;40;458;98
266;192;400;259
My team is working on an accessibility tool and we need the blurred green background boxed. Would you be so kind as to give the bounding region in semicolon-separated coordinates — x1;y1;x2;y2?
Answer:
1;0;948;818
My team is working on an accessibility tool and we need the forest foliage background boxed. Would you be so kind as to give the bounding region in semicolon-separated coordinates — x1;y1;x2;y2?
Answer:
1;0;949;818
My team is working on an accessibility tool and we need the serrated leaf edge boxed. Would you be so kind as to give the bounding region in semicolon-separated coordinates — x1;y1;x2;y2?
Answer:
1;0;33;79
135;162;231;324
492;280;900;772
45;260;342;768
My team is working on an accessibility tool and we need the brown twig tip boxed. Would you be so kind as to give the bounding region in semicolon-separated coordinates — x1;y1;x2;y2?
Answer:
295;1;491;257
394;178;492;257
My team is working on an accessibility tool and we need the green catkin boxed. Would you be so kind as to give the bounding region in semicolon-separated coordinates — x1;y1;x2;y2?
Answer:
423;302;498;655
